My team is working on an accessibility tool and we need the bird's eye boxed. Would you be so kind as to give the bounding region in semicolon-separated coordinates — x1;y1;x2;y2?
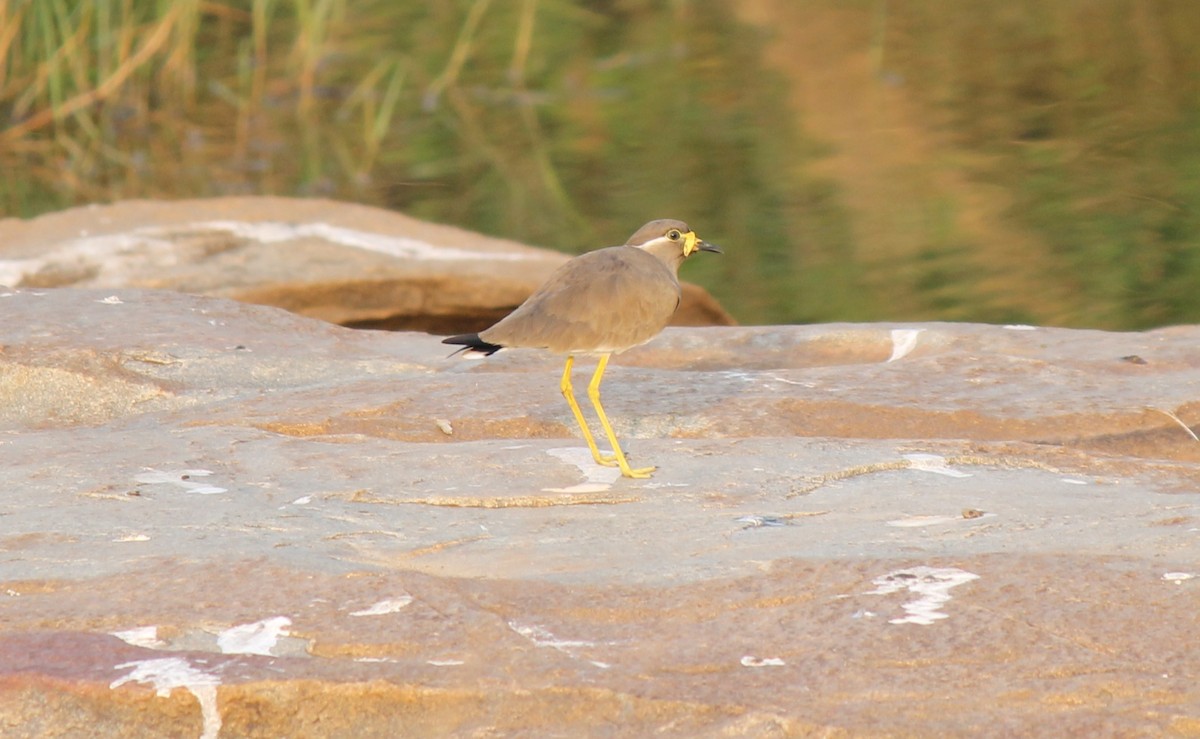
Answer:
667;230;681;241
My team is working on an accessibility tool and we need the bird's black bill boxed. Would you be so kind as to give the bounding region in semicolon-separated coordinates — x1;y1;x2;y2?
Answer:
697;240;722;254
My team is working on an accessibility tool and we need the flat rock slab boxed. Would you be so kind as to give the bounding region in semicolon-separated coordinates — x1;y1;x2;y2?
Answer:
0;197;733;333
2;287;1199;737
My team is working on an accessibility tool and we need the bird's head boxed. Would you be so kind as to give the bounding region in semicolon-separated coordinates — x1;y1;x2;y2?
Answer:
626;219;722;270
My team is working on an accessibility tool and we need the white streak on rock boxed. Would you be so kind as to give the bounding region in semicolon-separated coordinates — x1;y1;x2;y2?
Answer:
111;626;166;650
111;657;222;739
887;329;924;362
543;447;620;493
903;454;973;478
887;512;997;528
0;233;178;286
113;533;151;542
0;220;536;287
741;656;786;667
865;566;980;625
216;616;291;656
508;620;604;666
886;515;961;528
193;221;534;262
770;375;814;387
509;621;595;650
134;469;228;495
350;596;414;616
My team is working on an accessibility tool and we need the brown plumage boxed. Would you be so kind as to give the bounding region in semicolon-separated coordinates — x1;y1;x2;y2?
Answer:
443;219;721;478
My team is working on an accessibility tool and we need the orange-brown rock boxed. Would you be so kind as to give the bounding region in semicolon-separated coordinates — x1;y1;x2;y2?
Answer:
0;197;734;334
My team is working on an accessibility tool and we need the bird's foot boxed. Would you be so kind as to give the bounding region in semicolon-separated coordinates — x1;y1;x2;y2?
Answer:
593;452;619;466
619;465;656;479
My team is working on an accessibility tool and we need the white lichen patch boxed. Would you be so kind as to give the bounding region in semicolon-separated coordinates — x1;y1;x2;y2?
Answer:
134;469;227;495
864;566;980;625
111;657;222;739
216;616;292;656
349;596;414;616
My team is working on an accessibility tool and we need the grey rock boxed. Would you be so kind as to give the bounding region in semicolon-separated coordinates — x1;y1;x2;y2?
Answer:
2;286;1199;737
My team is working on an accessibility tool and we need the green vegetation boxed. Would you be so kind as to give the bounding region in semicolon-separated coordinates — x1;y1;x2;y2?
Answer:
2;0;1199;329
0;0;853;325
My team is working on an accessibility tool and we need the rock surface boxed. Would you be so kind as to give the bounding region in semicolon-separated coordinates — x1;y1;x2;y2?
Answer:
0;197;734;333
2;286;1200;737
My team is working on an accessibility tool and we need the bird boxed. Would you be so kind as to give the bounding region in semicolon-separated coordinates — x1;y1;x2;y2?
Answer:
443;219;722;479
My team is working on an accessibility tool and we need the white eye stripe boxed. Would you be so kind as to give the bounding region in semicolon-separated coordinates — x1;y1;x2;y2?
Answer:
634;235;674;250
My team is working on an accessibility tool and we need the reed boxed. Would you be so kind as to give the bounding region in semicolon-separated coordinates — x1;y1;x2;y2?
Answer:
0;0;405;209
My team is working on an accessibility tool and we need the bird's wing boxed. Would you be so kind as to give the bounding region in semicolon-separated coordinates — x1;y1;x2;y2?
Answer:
481;247;681;353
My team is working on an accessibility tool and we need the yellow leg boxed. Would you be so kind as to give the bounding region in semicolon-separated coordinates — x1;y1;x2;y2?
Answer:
587;354;655;479
560;355;617;467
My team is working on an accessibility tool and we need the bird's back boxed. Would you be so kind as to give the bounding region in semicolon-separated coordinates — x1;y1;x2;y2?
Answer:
480;246;682;354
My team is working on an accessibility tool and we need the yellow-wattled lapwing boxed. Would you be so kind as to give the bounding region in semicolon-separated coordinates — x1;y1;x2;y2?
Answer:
443;220;721;478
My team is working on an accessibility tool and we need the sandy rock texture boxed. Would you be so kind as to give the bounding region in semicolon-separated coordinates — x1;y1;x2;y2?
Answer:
1;285;1199;737
0;197;734;333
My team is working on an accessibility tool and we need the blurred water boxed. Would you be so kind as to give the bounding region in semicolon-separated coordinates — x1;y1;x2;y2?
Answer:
3;0;1198;329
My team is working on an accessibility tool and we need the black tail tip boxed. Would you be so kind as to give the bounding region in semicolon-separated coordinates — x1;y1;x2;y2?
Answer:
442;333;504;356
